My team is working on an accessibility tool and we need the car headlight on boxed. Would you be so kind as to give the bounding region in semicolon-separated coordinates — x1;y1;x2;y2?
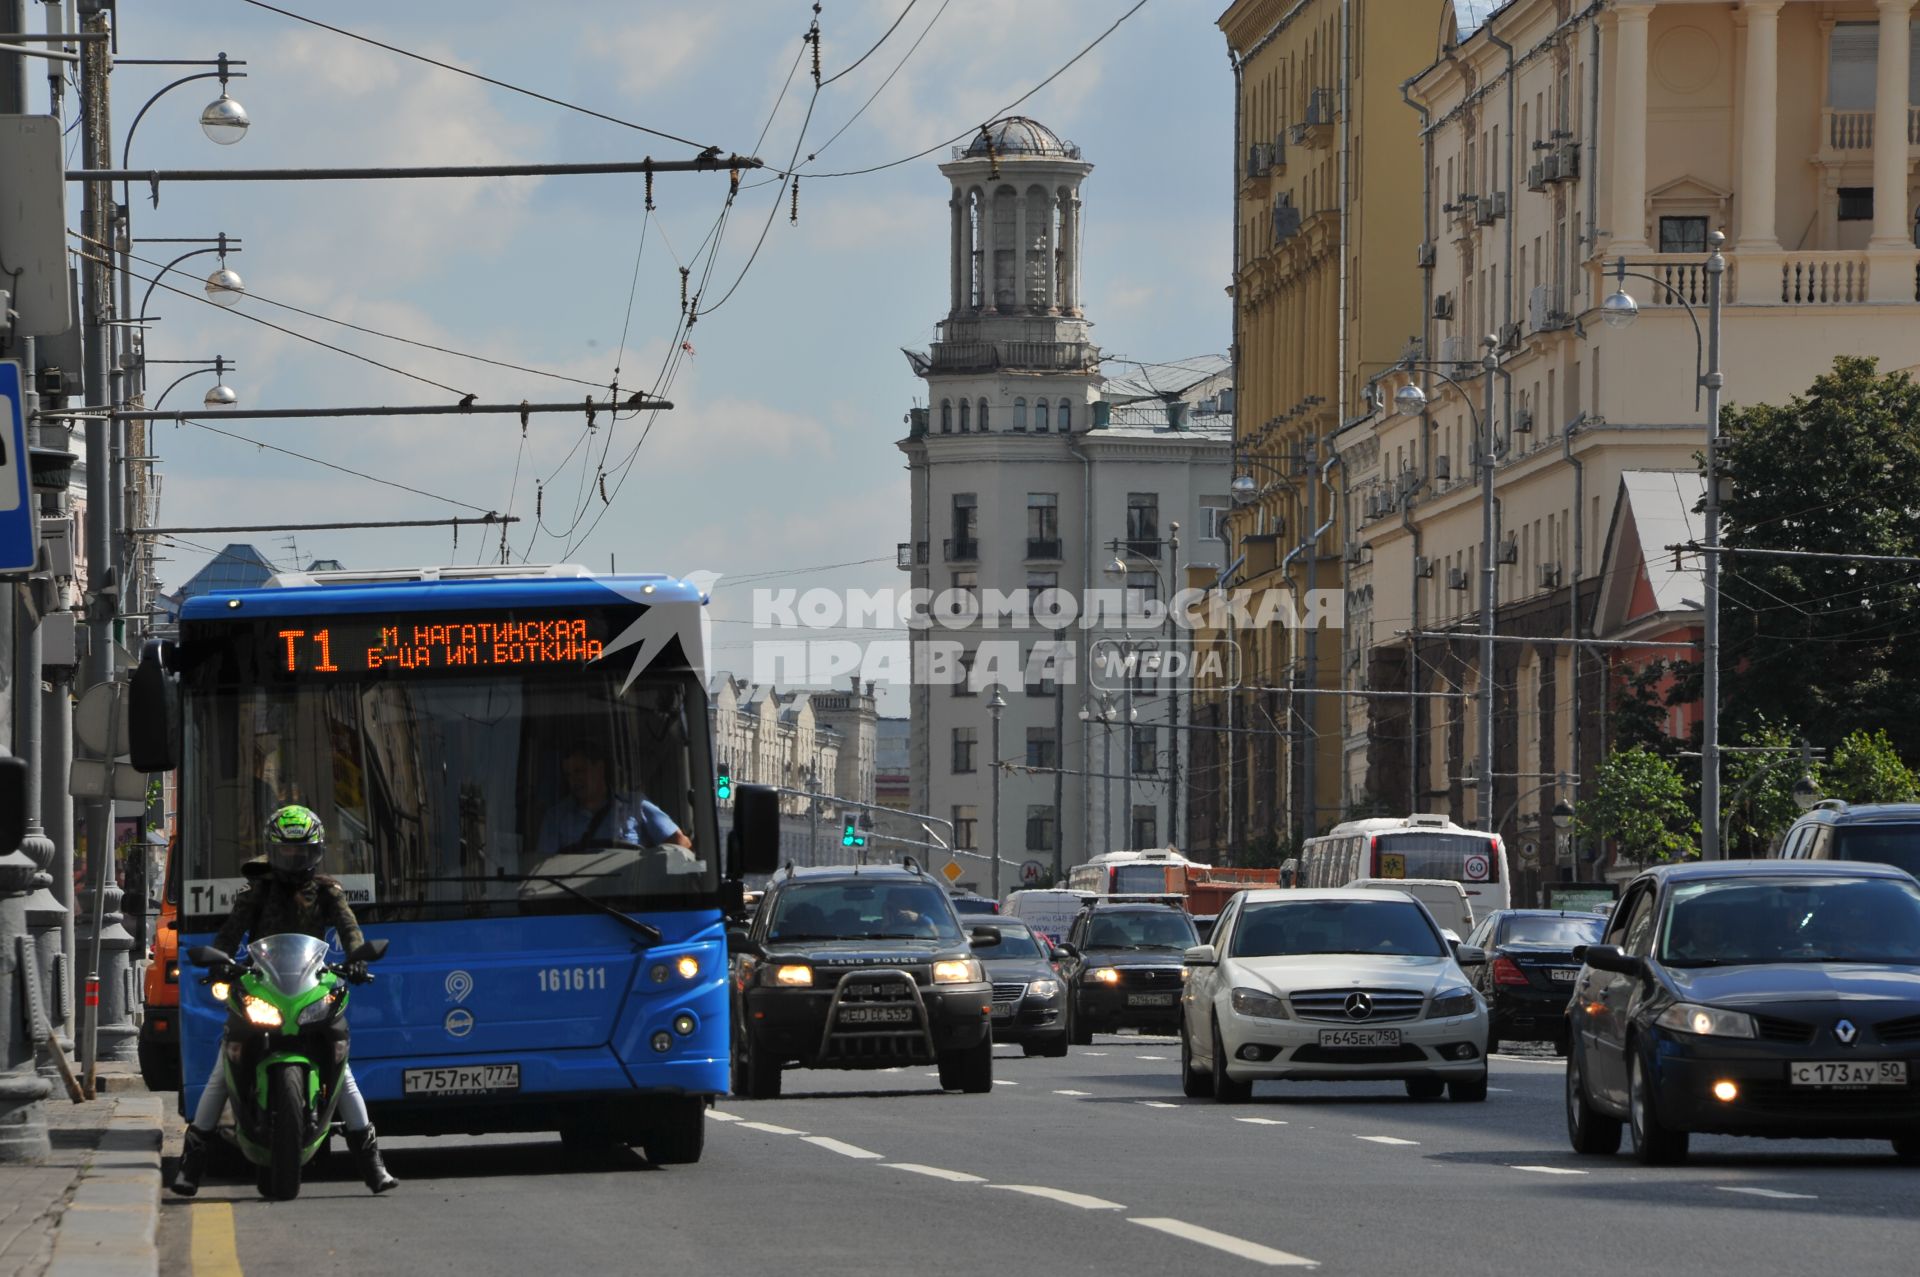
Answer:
932;959;982;984
242;996;283;1028
296;996;336;1027
773;964;813;987
208;981;231;1004
1089;967;1121;985
1427;988;1479;1019
1229;987;1290;1019
1027;978;1061;1000
1655;1002;1756;1038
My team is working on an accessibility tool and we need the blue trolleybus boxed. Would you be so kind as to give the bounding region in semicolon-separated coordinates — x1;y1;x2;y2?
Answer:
139;564;778;1163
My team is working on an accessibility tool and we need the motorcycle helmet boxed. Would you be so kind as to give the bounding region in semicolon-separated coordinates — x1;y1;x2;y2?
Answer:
265;805;326;883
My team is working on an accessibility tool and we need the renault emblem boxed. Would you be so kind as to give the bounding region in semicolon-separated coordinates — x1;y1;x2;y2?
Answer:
1344;992;1374;1020
1834;1018;1858;1046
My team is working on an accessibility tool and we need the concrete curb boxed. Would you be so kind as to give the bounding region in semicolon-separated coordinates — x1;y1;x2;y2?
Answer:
45;1095;161;1277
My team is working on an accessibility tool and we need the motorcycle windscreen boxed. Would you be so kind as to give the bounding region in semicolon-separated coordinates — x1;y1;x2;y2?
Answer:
248;933;331;997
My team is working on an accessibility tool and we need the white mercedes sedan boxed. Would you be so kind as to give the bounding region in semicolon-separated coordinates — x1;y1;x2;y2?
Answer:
1179;888;1493;1102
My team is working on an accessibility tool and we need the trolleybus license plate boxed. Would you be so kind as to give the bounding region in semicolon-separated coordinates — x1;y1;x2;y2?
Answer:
402;1064;521;1096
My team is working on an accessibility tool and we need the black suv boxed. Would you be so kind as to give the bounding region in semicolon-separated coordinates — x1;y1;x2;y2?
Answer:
1775;801;1920;876
1057;903;1198;1044
730;863;999;1098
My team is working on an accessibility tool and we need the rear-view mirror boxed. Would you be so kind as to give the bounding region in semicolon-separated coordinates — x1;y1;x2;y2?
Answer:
1453;944;1487;966
129;641;180;773
726;926;756;955
1581;944;1643;976
0;757;25;855
970;926;1002;948
730;783;780;877
1183;944;1217;966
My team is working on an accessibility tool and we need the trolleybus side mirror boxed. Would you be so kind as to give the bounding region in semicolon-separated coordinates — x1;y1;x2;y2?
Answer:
731;783;781;877
129;641;180;773
0;757;25;855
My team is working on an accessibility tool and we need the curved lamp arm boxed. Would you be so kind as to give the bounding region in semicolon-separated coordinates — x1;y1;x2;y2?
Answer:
135;241;238;322
1608;258;1707;409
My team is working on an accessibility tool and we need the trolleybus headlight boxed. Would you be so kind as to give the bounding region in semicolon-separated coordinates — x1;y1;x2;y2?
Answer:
932;959;981;984
208;981;231;1003
676;955;700;980
650;963;670;983
673;1013;697;1036
242;996;283;1028
651;1032;673;1053
774;964;813;987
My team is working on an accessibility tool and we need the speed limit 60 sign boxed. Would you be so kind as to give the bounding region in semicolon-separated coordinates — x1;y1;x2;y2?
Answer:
1463;852;1491;882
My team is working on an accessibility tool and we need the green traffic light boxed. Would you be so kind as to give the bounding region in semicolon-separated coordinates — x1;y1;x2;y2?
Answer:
716;771;732;800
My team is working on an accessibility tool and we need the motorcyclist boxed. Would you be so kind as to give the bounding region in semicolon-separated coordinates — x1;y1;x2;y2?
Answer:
169;805;398;1197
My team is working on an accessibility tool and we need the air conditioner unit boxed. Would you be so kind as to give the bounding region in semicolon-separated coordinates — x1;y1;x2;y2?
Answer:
1414;555;1435;579
1366;494;1383;519
1527;284;1555;332
1499;321;1522;352
1305;90;1333;126
1416;241;1436;268
1344;543;1367;566
1526;161;1547;193
1398;469;1420;496
1246;143;1271;178
1271;135;1287;169
1475;196;1498;227
1488;191;1509;218
1514;407;1535;433
1289;121;1309;146
1447;568;1470;591
1498;535;1519;565
1537;562;1563;589
1539;153;1561;182
1434;455;1452;482
1552;141;1580;179
1432;293;1455;320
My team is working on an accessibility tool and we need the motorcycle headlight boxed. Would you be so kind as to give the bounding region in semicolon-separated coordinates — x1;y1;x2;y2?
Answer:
1026;978;1061;1000
932;959;982;984
242;996;284;1028
1427;987;1479;1019
1230;987;1290;1019
1655;1002;1756;1038
296;996;336;1027
773;964;813;987
208;981;231;1004
1089;967;1121;985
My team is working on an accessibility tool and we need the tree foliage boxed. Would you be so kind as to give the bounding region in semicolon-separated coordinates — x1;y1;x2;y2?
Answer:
1719;357;1920;758
1721;719;1810;856
1822;728;1920;805
1576;748;1699;865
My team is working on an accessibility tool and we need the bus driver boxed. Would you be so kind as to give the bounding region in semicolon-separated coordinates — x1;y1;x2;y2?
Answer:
537;739;692;858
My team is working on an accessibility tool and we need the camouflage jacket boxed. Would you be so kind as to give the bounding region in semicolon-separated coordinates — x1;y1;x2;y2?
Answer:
214;864;365;957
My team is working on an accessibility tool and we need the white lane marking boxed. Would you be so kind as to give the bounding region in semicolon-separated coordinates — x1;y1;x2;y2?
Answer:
736;1121;807;1136
1235;1117;1288;1126
1053;1089;1092;1097
1718;1186;1817;1201
1081;1051;1109;1057
1487;1087;1513;1092
994;1079;1019;1086
1354;1135;1419;1146
802;1136;883;1160
1136;1054;1170;1061
879;1067;904;1074
1129;1218;1317;1268
1140;1101;1178;1109
705;1110;743;1123
1491;1055;1567;1066
988;1184;1126;1211
1510;1165;1587;1176
886;1163;986;1183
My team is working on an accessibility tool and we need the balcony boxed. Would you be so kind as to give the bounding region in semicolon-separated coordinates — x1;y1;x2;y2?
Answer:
1026;537;1063;561
1598;247;1920;309
896;541;928;569
944;537;979;562
1821;106;1920;153
1124;538;1162;562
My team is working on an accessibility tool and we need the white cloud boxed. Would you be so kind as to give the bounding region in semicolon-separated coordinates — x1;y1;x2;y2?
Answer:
584;11;726;95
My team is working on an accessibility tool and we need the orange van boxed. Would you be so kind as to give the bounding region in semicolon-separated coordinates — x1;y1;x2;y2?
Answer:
136;842;179;1091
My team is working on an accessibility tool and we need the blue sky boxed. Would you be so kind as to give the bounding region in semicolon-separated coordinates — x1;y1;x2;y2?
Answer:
113;1;1231;694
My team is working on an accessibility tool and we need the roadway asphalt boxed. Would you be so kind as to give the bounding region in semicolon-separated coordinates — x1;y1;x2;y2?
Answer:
159;1036;1920;1276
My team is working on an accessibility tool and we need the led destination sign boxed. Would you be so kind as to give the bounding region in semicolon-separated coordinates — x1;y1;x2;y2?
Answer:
267;613;610;677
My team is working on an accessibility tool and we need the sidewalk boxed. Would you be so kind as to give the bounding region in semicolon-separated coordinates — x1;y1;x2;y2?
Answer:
0;1068;166;1277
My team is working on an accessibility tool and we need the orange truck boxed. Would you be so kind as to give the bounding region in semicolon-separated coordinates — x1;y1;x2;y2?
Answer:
1184;867;1283;917
137;842;180;1091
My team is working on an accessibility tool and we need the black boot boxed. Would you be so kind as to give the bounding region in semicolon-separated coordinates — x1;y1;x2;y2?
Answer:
170;1126;209;1197
345;1124;398;1193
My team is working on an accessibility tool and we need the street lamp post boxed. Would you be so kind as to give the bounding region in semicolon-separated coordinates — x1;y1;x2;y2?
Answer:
1601;231;1727;858
1106;524;1180;847
987;689;1006;898
1077;692;1130;852
1394;336;1502;834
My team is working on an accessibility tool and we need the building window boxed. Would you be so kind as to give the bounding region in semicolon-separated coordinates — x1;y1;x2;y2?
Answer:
1013;397;1028;431
1027;492;1059;557
1035;400;1049;432
1026;570;1058;605
1658;216;1708;254
940;400;952;433
949;569;978;617
1201;501;1228;541
1131;726;1159;775
1126;493;1160;550
1024;643;1058;698
953;649;976;697
1839;187;1874;221
959;399;971;432
1131;805;1157;849
1126;569;1159;608
1827;22;1878;110
953;805;978;850
1058;399;1071;430
977;398;990;432
1026;804;1057;853
1026;727;1057;769
950;492;977;558
952;726;977;774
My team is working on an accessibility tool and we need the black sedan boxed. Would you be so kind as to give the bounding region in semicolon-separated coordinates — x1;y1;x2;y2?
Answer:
1056;904;1199;1044
1566;860;1920;1165
980;920;1068;1057
1466;910;1607;1053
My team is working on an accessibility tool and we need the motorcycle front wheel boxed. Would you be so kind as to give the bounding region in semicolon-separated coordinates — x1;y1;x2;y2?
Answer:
264;1063;307;1200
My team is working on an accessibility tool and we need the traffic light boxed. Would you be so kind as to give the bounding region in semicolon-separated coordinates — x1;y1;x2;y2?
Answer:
715;765;732;802
841;821;865;849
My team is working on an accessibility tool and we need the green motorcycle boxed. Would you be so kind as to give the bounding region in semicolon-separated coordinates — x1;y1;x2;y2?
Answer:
188;934;387;1200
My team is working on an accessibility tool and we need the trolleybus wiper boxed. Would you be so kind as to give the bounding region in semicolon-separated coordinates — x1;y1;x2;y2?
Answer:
408;874;664;946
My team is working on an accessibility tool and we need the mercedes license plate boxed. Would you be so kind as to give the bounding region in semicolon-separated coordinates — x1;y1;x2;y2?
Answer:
1127;993;1177;1007
1790;1060;1907;1087
840;1005;914;1025
1549;969;1577;982
402;1063;520;1097
1317;1028;1402;1049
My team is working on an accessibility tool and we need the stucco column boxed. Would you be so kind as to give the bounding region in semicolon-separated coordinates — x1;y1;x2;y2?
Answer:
976;185;995;312
1066;194;1084;316
949;192;966;315
1737;1;1783;252
1044;187;1059;312
1610;4;1652;253
1014;188;1030;311
1871;0;1916;248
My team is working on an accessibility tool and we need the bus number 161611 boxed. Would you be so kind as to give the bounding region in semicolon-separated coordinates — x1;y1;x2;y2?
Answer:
538;967;607;993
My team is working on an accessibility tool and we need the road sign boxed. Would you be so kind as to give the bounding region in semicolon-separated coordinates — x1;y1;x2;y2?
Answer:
940;860;963;884
74;683;131;759
1463;852;1491;882
69;759;147;807
1020;859;1044;885
1379;853;1406;878
0;362;35;574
